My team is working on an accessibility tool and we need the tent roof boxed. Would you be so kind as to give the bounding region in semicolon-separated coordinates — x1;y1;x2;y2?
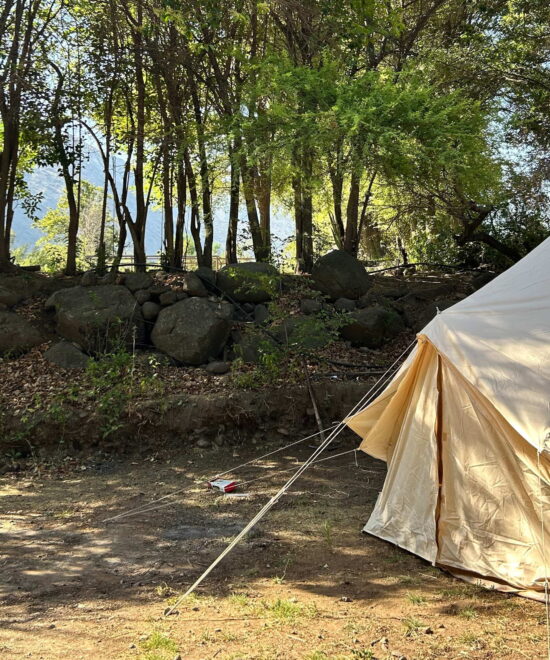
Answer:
421;236;550;452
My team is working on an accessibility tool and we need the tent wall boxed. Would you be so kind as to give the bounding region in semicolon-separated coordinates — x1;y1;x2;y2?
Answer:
351;340;440;563
437;357;550;597
347;338;550;598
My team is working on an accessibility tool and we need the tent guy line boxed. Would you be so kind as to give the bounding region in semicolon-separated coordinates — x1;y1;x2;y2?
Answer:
101;448;363;524
102;341;413;525
164;339;417;616
101;424;340;524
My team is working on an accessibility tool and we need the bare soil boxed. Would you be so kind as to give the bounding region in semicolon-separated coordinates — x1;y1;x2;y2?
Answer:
1;437;547;660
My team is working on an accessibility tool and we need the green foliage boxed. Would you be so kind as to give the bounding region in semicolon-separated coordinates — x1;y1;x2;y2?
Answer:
17;180;118;272
6;0;550;272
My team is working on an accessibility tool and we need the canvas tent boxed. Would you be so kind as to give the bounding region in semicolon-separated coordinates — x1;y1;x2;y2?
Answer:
345;237;550;600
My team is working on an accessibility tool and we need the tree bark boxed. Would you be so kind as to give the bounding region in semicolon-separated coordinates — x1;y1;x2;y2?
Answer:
344;170;360;256
226;145;240;264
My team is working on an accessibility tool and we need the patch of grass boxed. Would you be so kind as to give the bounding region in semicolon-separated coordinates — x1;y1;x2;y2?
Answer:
260;598;317;623
406;592;426;605
154;582;174;598
351;651;375;659
458;631;483;646
322;520;334;552
403;615;425;636
439;584;484;599
227;592;252;609
272;555;292;584
397;574;417;585
138;631;178;660
459;606;478;620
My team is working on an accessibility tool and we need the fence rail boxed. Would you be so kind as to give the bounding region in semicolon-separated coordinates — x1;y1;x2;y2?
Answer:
93;255;256;271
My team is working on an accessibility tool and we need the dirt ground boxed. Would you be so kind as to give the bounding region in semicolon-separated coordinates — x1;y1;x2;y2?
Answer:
1;435;548;660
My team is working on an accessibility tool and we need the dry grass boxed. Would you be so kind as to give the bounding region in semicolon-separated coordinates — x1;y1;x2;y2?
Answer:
0;443;547;659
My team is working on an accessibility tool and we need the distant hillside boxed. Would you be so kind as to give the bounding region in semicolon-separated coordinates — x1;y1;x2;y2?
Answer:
13;147;293;259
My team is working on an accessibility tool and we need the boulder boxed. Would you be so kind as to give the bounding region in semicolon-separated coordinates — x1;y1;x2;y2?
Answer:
151;297;233;365
300;298;322;315
340;305;404;348
98;272;117;285
134;289;151;305
123;272;153;293
396;295;458;333
159;290;178;306
0;311;43;355
0;274;43;306
45;285;143;352
195;266;216;288
142;301;161;321
182;272;208;297
334;297;356;312
0;286;20;308
311;250;371;300
205;361;230;375
231;329;278;363
217;262;280;303
81;270;97;287
149;285;169;298
44;340;89;370
254;304;269;324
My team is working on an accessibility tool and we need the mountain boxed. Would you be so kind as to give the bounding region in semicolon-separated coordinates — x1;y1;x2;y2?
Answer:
12;146;293;259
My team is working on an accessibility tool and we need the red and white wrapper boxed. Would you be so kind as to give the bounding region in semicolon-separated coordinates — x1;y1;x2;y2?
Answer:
208;479;238;493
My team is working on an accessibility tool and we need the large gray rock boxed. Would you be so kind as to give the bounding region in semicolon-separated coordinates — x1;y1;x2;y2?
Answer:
205;361;230;374
159;290;178;306
0;274;43;306
142;301;161;321
123;272;153;293
231;329;278;363
0;286;20;307
195;266;216;287
300;298;322;315
340;305;404;348
44;341;90;370
151;297;233;365
396;295;458;333
81;270;97;287
311;250;371;300
182;272;208;297
217;262;280;303
0;312;43;355
134;289;151;305
334;297;356;312
45;285;143;352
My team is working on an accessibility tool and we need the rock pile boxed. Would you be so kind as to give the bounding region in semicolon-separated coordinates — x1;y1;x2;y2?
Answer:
0;253;488;368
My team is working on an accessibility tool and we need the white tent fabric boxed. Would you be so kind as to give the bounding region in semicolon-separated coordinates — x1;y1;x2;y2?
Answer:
346;237;550;599
423;236;550;452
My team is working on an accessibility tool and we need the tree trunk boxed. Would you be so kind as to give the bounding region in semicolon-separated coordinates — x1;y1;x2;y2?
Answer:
0;118;18;271
131;0;148;271
162;143;174;268
183;148;203;265
293;147;313;273
344;170;360;256
240;155;267;261
257;157;271;259
226;146;240;264
188;74;213;268
173;159;186;269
